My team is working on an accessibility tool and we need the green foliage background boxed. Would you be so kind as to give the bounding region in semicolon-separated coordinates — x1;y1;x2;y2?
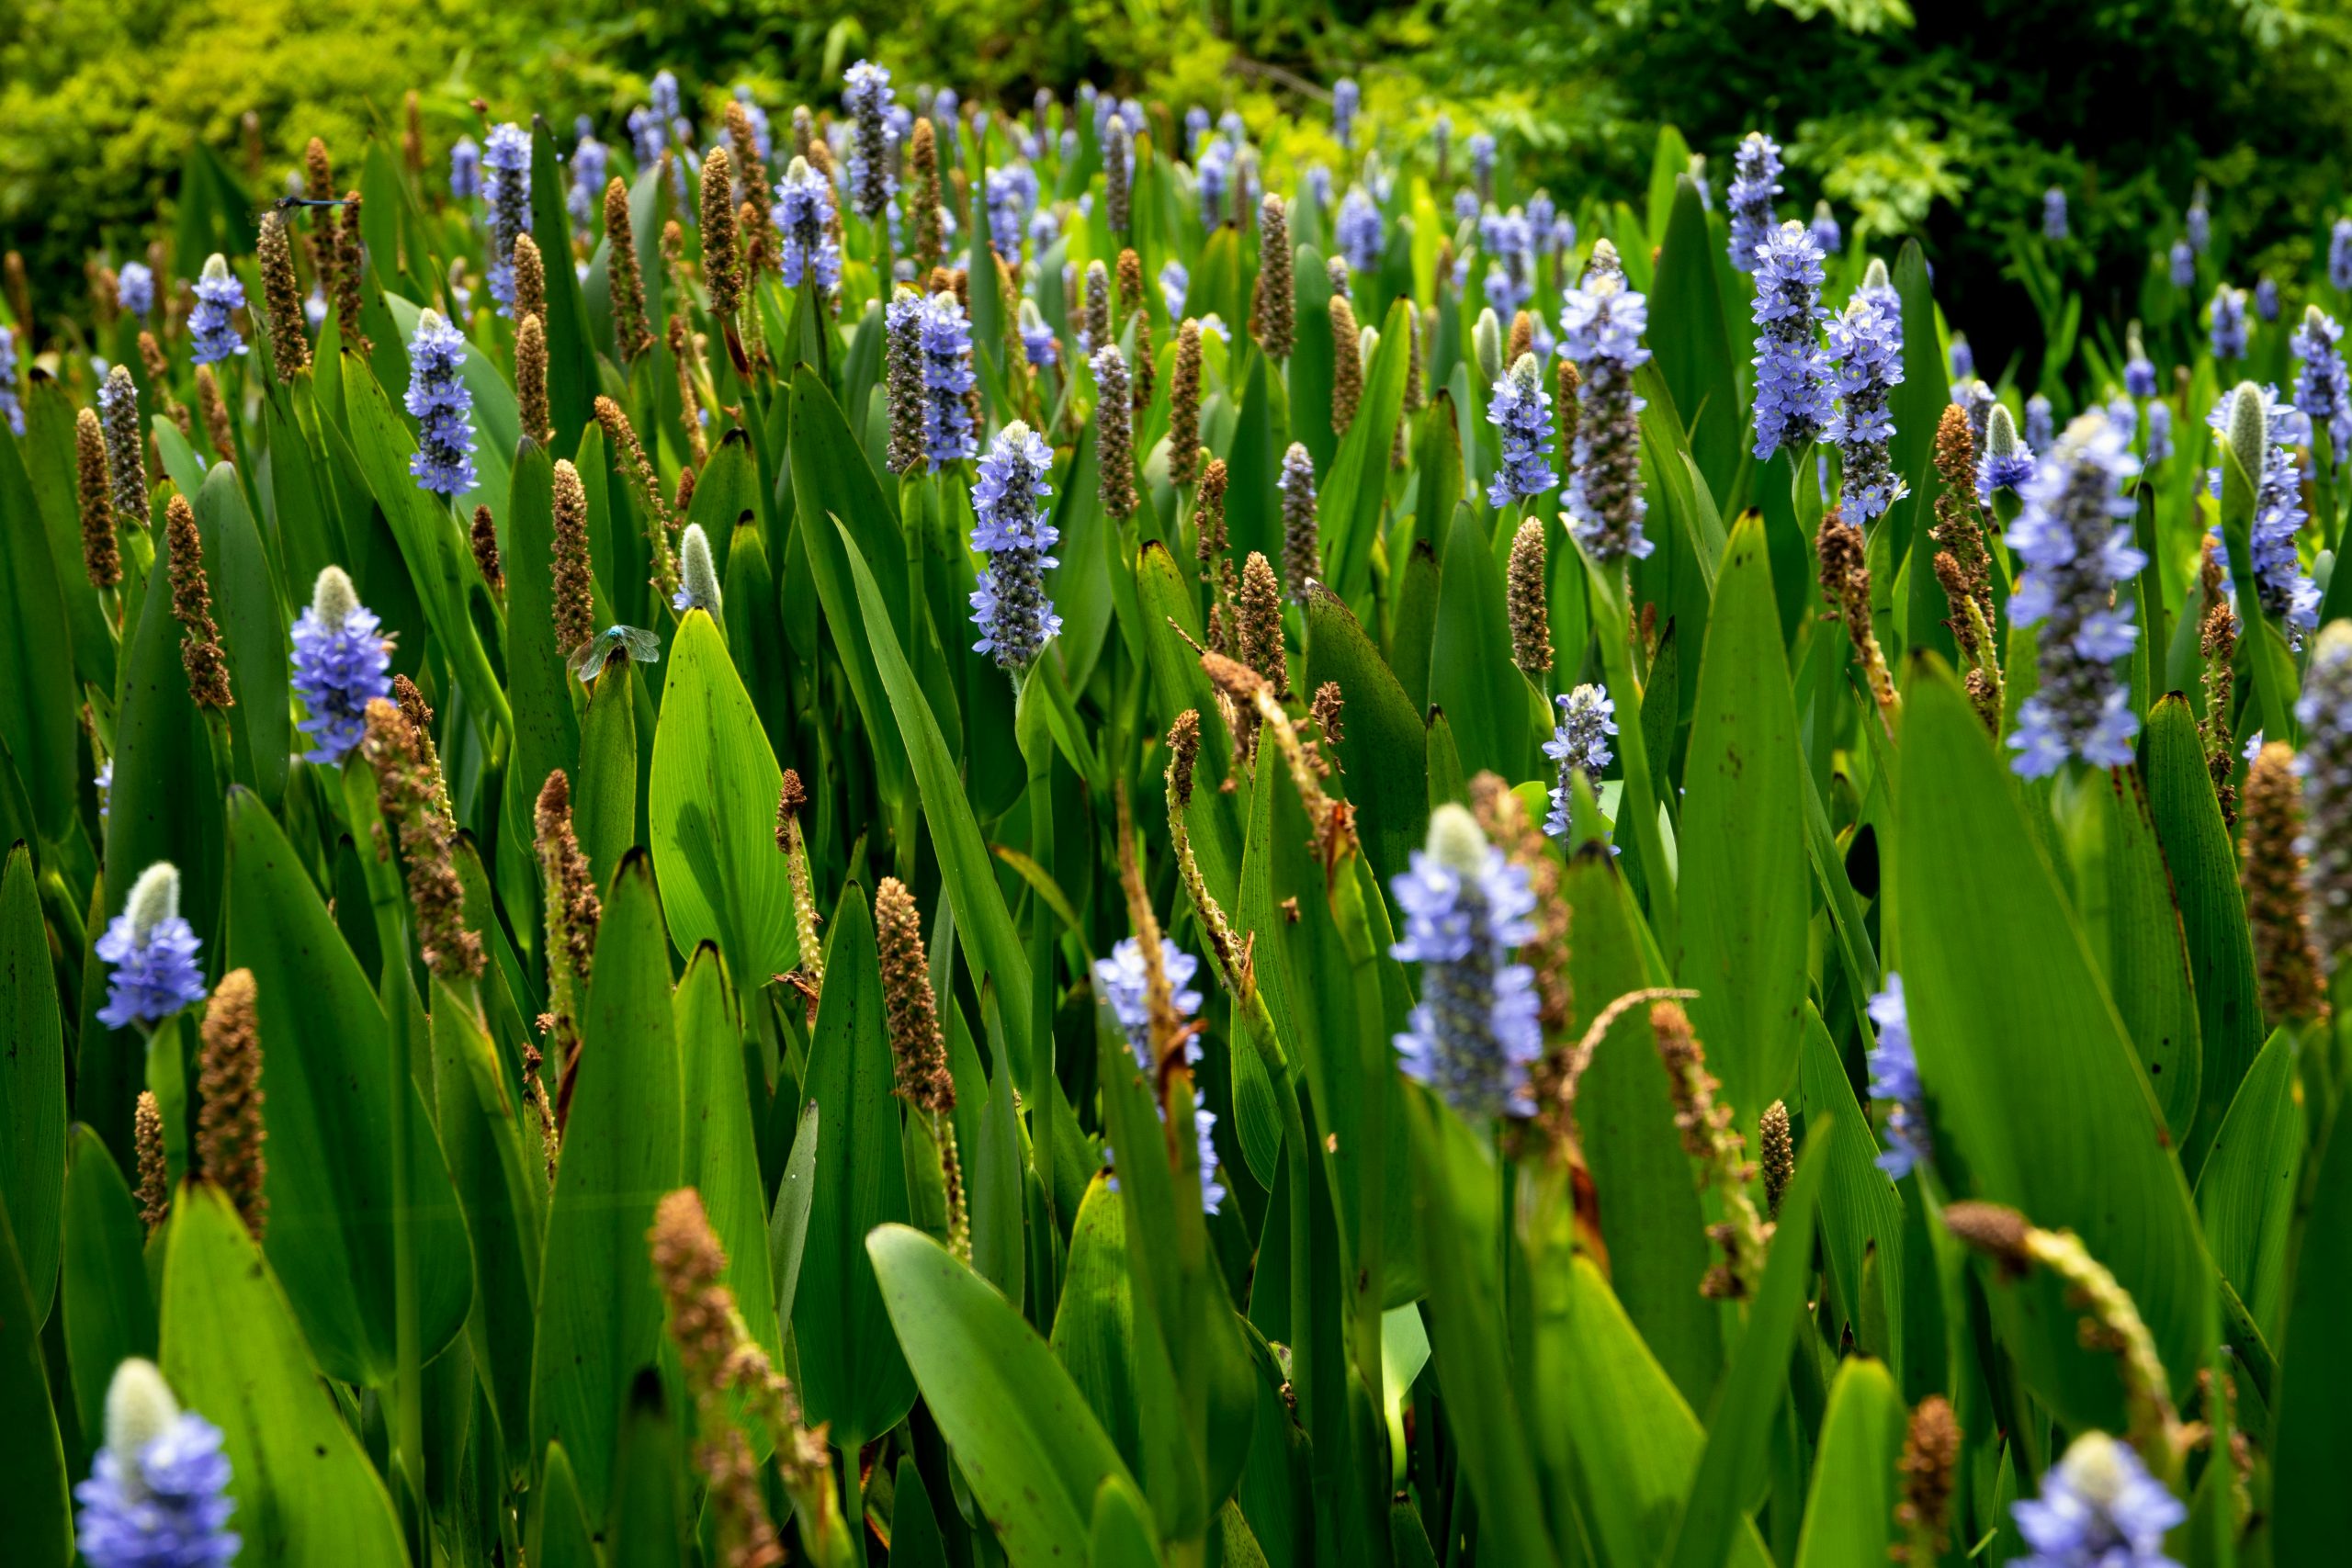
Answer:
6;0;2352;366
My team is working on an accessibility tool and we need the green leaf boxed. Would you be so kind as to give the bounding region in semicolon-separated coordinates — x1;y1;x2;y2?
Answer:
222;786;472;1385
1792;1359;1907;1568
1286;246;1338;476
160;1185;409;1568
194;463;292;807
768;1099;820;1328
605;1370;689;1567
2141;694;2264;1173
60;1125;156;1455
1428;503;1528;780
1319;299;1414;600
1052;1179;1148;1481
1665;1116;1833;1568
2079;766;2203;1142
576;658;640;892
529;1442;599;1568
0;844;65;1323
794;883;916;1448
0;1179;70;1568
1558;852;1721;1404
2193;1031;2301;1338
1303;582;1429;888
1649;177;1742;505
1892;661;2214;1429
1090;1472;1162;1568
869;1223;1140;1568
0;431;80;840
528;117;597;455
675;947;780;1363
1885;242;1950;580
2271;1097;2352;1561
504;442;581;829
835;522;1034;1077
1677;514;1808;1127
532;849;684;1519
1798;1007;1905;1371
650;611;799;984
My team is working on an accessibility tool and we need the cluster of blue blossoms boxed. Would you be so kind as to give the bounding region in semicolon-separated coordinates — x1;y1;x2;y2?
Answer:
1388;807;1544;1121
1095;935;1224;1214
96;863;208;1032
404;310;479;496
967;422;1062;671
1485;354;1558;510
1542;685;1616;841
1748;221;1831;460
289;566;393;764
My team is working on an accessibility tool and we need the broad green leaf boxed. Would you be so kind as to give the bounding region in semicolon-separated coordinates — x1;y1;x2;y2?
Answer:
530;1442;599;1568
1052;1179;1148;1483
1678;514;1808;1128
675;947;781;1365
1884;242;1949;583
60;1126;156;1458
835;523;1034;1076
0;844;65;1323
793;884;916;1447
2270;1096;2352;1562
1091;1472;1162;1568
2193;1031;2301;1339
0;431;80;840
1798;1007;1905;1371
504;442;581;831
1792;1359;1907;1568
0;1184;70;1567
869;1223;1139;1568
768;1099;820;1327
1286;246;1338;475
1305;582;1430;888
527;117;597;454
223;786;472;1385
1665;1117;1833;1568
1429;504;1527;781
576;658;639;892
19;383;117;697
160;1185;409;1568
2080;766;2203;1142
1892;662;2214;1428
194;462;291;806
650;612;798;984
1559;851;1721;1404
2141;694;2264;1173
1650;177;1742;504
532;849;684;1518
1320;299;1413;599
605;1370;688;1567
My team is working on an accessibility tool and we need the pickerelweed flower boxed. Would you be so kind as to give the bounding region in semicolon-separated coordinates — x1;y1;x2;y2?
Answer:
1726;130;1781;274
2291;304;2352;449
1096;935;1205;1070
2210;284;2248;362
1479;207;1533;311
2335;218;2352;291
1332;75;1360;149
843;60;895;221
2147;400;2173;463
2169;240;2195;290
1750;220;1830;459
1865;972;1929;1179
1338;186;1384;274
1562;247;1654;562
1390;806;1543;1120
773;157;841;294
985;163;1036;258
673;522;721;616
290;565;392;764
2187;190;2211;254
1160;259;1189;320
915;290;977;469
2006;411;2147;776
568;133;607;227
1486;352;1559;509
483;122;533;316
96;863;208;1030
2255;277;2279;322
626;106;664;167
1018;299;1058;367
1303;164;1331;210
1978;403;2035;503
1809;198;1841;254
0;324;19;436
2125;322;2157;399
1193;137;1231;228
1950;336;1975;385
2296;623;2352;977
1453;186;1481;224
404;310;478;496
74;1359;239;1568
1543;684;1616;840
2011;1432;2185;1568
1469;131;1497;199
968;421;1063;671
1826;266;1907;521
118;259;154;320
1278;440;1319;597
450;136;481;199
2206;383;2321;637
2042;185;2069;241
2026;392;2054;450
188;254;246;366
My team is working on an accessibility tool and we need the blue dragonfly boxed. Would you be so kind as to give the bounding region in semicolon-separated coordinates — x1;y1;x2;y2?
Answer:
567;625;662;682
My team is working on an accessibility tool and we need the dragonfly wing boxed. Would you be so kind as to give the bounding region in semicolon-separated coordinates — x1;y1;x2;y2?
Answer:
621;626;663;661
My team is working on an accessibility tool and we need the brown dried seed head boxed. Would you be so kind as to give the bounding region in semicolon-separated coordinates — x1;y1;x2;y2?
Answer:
1169;320;1204;484
75;408;121;590
515;312;550;445
333;197;369;352
776;768;808;846
1309;681;1345;750
257;211;311;380
550;458;595;658
1507;309;1533;367
1556;359;1581;455
605;178;654;359
1328;294;1363;436
1758;1100;1792;1218
304;136;335;202
1507;517;1553;675
1094;345;1138;520
1942;1201;2033;1276
135;1090;169;1236
470;505;505;592
197;968;268;1239
2243;741;2328;1025
363;697;483;979
1252;195;1294;359
876;877;956;1115
910;119;944;280
512;232;547;329
164;495;234;709
1168;710;1202;807
1893;1395;1961;1562
1196;458;1230;559
1237;552;1289;697
1932;402;1975;492
698;148;742;319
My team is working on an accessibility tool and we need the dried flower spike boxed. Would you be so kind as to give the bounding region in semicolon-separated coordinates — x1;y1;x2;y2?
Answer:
1651;999;1772;1299
75;407;121;591
362;696;482;980
1252;195;1294;360
604;178;654;360
1507;517;1553;674
256;211;310;380
2243;740;2328;1025
196;968;267;1238
164;496;234;710
1893;1396;1961;1563
134;1091;169;1235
